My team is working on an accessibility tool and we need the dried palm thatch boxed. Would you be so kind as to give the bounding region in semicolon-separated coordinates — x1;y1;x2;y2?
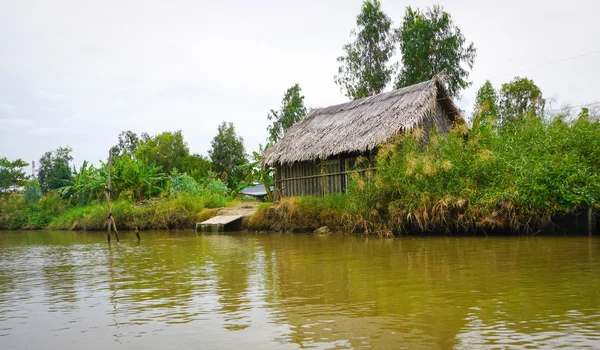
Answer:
263;77;462;167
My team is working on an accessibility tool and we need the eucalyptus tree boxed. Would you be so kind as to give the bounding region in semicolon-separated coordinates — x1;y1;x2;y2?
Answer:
335;0;396;100
395;5;476;98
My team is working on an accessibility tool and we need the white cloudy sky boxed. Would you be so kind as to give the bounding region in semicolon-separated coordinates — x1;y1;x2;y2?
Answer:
1;0;599;169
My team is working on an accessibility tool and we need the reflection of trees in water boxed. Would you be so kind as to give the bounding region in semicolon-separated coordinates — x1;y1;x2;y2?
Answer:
104;238;209;327
41;246;79;312
203;235;258;331
257;235;600;349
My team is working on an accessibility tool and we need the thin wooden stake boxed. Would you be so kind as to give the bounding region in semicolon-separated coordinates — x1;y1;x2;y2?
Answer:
105;152;119;242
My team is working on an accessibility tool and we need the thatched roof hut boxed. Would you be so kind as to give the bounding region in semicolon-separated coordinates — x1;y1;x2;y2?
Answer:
264;77;461;167
264;77;462;197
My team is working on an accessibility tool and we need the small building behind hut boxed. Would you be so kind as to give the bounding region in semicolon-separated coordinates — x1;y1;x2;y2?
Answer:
262;77;462;198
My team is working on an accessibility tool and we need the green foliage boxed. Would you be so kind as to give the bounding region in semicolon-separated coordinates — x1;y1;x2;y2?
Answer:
168;170;229;207
23;179;42;203
498;77;545;124
169;170;202;196
110;130;140;159
0;157;29;194
38;146;74;194
208;122;248;189
472;80;499;133
48;193;224;231
335;0;396;100
61;157;167;205
109;157;167;201
348;114;600;235
181;153;213;182
395;5;476;98
240;143;274;202
0;192;66;229
267;84;307;143
247;195;348;232
136;130;189;173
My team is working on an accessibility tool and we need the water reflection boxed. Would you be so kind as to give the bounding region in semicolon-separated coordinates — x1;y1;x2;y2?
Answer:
0;231;598;349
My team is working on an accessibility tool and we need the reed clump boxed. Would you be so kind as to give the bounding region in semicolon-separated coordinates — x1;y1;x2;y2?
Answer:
347;113;600;235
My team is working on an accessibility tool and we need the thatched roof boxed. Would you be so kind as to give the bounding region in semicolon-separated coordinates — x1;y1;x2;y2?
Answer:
263;77;462;167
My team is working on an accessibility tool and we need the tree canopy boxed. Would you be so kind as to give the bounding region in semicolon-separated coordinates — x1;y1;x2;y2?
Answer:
395;5;476;98
335;0;396;100
472;80;499;131
208;122;248;189
110;130;140;159
267;84;307;143
0;158;29;195
498;77;545;124
37;147;74;193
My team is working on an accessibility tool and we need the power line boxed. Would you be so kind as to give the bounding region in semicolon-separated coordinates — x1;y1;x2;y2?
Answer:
550;101;600;112
490;48;600;80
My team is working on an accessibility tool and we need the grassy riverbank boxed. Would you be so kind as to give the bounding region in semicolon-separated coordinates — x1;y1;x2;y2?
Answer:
0;185;236;230
2;115;599;236
248;115;600;236
0;192;232;231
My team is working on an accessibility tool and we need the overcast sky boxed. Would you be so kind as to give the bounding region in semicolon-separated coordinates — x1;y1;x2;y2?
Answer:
1;0;599;169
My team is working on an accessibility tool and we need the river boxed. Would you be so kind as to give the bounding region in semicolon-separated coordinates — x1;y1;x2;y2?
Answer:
0;231;599;349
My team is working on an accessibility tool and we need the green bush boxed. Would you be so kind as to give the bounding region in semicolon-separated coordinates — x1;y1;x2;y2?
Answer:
348;114;600;235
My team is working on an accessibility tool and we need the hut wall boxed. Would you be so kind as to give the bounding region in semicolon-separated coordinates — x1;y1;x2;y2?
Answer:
275;154;376;198
276;158;346;197
432;101;452;133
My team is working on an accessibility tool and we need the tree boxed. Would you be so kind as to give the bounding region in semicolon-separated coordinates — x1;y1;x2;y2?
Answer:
208;122;248;189
472;80;499;131
181;153;213;182
37;147;74;193
135;131;189;173
0;158;29;195
23;179;42;203
395;5;476;98
110;130;140;159
498;77;545;124
335;0;396;100
267;84;307;143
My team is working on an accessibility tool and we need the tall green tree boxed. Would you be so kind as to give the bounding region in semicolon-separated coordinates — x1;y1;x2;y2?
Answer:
135;130;189;173
0;158;29;195
209;122;248;189
181;153;213;182
110;130;140;159
498;77;545;124
472;80;499;131
395;5;476;98
267;84;307;143
335;0;396;100
38;147;74;193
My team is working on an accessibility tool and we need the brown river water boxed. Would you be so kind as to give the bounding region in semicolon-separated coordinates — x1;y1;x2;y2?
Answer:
0;231;599;349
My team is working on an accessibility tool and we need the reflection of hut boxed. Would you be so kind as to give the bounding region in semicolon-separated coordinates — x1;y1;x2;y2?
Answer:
263;77;462;198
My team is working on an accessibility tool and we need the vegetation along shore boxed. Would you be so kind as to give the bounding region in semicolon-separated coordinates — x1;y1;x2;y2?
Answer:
1;2;599;236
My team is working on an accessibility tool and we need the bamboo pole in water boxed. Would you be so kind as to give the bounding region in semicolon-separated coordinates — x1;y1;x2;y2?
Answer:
105;153;119;242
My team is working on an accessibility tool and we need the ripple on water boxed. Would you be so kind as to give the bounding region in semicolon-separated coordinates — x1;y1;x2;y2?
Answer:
0;232;599;349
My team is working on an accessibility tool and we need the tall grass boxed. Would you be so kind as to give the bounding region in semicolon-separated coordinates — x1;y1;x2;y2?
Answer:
347;114;600;235
47;193;221;231
246;195;348;232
